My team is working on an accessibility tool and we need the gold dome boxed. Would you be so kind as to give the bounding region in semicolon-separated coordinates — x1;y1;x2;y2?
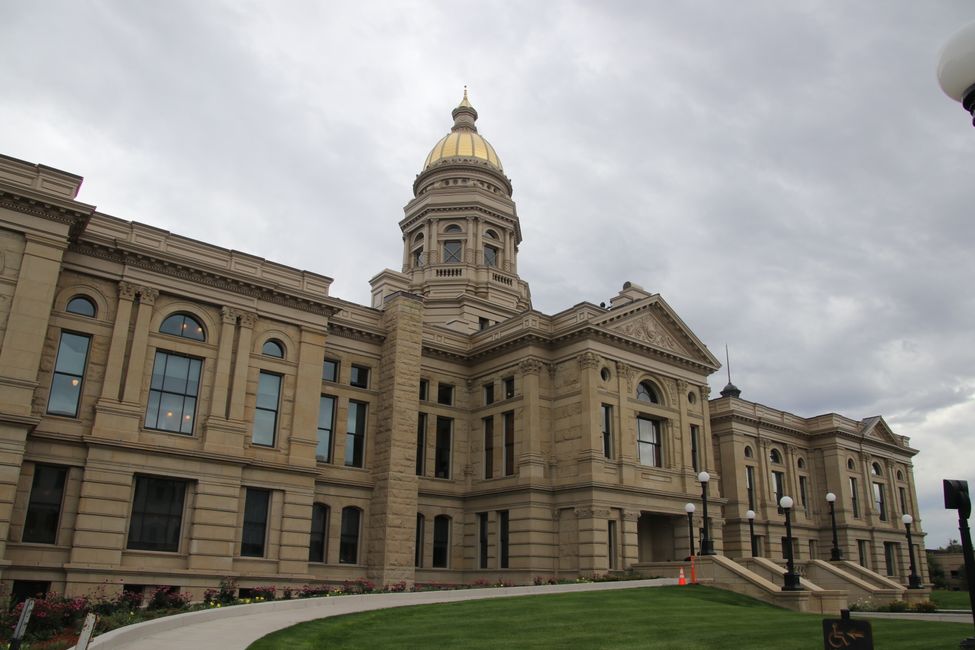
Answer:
423;89;503;172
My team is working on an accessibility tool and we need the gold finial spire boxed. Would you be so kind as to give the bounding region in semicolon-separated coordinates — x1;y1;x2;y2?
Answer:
459;85;472;108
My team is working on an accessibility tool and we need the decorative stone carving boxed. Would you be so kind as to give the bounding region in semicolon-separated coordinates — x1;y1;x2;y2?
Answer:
577;352;600;370
615;361;632;390
676;379;688;394
519;358;544;375
613;314;684;353
221;306;238;324
118;281;137;301
238;311;258;328
137;287;158;305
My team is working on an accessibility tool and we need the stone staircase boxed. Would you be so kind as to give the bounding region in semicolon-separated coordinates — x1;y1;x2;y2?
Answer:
631;556;930;613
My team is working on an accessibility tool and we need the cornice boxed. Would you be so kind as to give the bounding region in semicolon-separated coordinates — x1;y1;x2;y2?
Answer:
327;320;386;345
70;241;340;318
0;190;93;241
400;203;520;238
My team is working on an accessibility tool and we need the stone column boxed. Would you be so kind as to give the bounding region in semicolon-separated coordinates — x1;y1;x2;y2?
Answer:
366;292;423;586
0;233;67;567
188;474;242;573
121;286;158;404
208;307;238;419
576;506;610;574
287;325;328;469
228;312;256;422
621;510;640;569
278;484;316;576
99;281;137;402
519;357;545;480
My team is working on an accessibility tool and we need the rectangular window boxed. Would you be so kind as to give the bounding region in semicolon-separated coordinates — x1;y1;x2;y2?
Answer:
608;520;618;570
499;510;510;569
241;488;270;557
308;503;329;562
47;332;90;417
479;317;490;330
432;516;450;568
899;486;908;514
503;376;515;399
484;245;498;267
443;240;462;263
414;514;424;568
322;359;339;382
772;471;785;506
252;371;281;446
857;540;870;568
484;383;495;405
874;483;887;521
637;417;661;467
483;416;494;479
350;365;369;388
746;466;756;510
339;507;361;564
799;476;809;514
690;424;700;472
601;404;612;459
128;476;187;552
345;401;367;468
503;411;515;476
419;379;429;401
437;383;454;406
316;395;336;462
416;413;426;476
145;351;202;434
478;512;489;569
884;541;898;576
850;477;861;518
23;465;67;544
435;416;452;479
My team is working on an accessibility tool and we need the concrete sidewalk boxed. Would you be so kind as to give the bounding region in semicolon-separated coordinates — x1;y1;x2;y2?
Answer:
85;578;677;650
851;610;974;624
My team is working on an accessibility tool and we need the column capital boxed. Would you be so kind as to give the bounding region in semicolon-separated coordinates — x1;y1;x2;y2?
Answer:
118;281;137;301
220;306;239;325
137;286;158;306
519;358;544;375
238;311;258;328
577;352;601;370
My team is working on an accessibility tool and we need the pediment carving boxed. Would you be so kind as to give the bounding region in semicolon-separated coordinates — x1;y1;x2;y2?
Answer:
609;313;689;356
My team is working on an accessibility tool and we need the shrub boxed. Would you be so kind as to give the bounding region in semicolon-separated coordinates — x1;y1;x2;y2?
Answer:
884;600;909;613
911;600;937;613
250;586;277;601
282;587;294;600
146;587;190;611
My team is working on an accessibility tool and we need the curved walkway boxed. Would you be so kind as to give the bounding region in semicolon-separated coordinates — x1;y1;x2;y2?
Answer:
85;578;677;650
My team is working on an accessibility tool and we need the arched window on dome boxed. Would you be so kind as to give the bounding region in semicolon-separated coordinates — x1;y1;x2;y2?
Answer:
484;245;498;267
411;232;424;268
66;295;97;317
444;224;462;234
485;229;499;240
636;381;659;404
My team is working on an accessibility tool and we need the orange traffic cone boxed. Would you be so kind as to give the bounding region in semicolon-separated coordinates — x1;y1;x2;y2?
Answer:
678;567;686;585
690;556;697;584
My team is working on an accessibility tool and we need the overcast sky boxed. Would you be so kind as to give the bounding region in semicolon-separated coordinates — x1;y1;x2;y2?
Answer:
2;1;973;550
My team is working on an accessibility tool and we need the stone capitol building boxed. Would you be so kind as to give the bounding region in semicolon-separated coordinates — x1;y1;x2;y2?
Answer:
0;92;927;606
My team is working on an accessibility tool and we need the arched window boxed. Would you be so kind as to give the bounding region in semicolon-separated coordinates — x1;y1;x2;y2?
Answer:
444;224;462;233
871;462;882;476
262;339;284;358
308;503;329;563
432;515;451;568
797;457;805;469
483;245;498;267
160;313;206;341
896;470;904;481
636;381;659;404
484;229;499;240
413;232;425;244
769;449;782;464
744;445;753;458
339;507;361;564
66;295;96;317
847;458;856;470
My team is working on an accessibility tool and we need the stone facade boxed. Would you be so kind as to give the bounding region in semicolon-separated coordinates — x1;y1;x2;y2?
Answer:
0;95;926;602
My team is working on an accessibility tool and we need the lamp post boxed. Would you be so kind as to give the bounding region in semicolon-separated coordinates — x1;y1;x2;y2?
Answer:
780;496;801;591
937;21;975;126
901;514;923;589
826;492;842;561
698;471;716;555
746;509;756;557
685;503;696;557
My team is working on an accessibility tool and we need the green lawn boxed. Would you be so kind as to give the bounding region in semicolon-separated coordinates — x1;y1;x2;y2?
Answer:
931;589;973;611
247;586;972;650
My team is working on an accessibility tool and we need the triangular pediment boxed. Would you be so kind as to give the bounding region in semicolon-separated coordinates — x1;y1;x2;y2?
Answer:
594;296;720;370
859;416;900;445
